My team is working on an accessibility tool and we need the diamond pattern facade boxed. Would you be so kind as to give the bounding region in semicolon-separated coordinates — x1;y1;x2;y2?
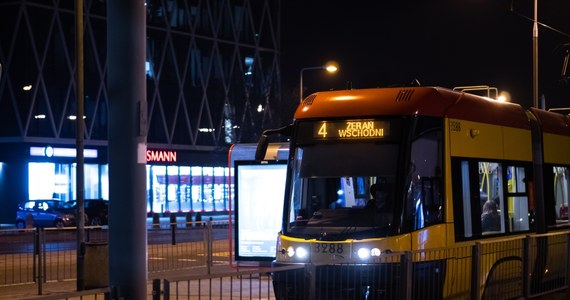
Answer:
0;0;282;150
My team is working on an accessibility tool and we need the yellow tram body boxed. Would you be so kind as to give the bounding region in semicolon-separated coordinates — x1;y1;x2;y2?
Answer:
256;86;570;299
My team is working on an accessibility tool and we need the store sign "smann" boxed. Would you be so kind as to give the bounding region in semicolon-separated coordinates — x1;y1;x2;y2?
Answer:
314;120;389;140
146;149;177;162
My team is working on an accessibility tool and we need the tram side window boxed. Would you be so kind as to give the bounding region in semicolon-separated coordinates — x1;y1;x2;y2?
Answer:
553;166;570;224
458;160;474;238
506;166;530;232
479;162;505;234
404;121;443;231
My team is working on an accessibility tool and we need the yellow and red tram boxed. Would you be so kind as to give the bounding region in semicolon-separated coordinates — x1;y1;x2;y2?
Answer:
255;86;570;299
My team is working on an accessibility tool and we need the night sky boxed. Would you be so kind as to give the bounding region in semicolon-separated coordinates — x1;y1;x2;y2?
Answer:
280;0;570;110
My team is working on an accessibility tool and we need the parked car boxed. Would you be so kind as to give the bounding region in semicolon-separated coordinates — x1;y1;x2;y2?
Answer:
67;199;109;226
15;199;76;228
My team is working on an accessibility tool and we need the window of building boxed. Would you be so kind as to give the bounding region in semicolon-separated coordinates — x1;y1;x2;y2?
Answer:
28;162;105;202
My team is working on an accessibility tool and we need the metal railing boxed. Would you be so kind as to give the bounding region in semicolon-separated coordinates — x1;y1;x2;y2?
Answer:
1;223;570;299
151;232;570;300
0;219;229;294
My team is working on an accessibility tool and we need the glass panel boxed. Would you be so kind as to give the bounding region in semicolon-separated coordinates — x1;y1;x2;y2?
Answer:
461;161;473;238
179;166;191;212
213;167;225;211
202;167;214;211
146;165;152;212
479;162;504;234
151;165;167;213
507;166;529;231
29;163;57;200
84;164;100;199
404;128;443;230
56;164;71;201
509;196;529;231
554;166;570;223
101;164;109;200
191;166;203;211
167;166;180;211
287;142;399;239
225;167;232;211
30;162;104;203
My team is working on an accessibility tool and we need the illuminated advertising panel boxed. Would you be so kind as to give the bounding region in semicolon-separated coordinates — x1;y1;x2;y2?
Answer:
234;160;287;261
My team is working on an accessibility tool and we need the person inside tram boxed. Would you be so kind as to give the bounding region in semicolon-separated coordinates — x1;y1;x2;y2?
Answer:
366;183;392;225
481;198;501;232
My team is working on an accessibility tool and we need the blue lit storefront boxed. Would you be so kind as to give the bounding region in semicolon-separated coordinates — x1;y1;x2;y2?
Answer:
0;144;230;225
0;143;108;225
28;145;108;201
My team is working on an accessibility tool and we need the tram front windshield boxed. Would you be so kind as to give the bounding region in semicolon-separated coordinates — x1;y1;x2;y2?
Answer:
286;142;399;240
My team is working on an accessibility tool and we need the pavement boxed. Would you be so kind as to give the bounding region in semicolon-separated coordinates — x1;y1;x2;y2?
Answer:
0;265;241;300
0;280;109;300
2;279;569;300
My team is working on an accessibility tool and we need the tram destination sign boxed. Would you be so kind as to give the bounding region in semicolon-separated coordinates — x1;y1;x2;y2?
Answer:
314;120;389;140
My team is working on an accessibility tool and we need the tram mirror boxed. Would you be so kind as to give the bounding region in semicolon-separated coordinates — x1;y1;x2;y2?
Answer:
255;125;292;161
255;134;269;161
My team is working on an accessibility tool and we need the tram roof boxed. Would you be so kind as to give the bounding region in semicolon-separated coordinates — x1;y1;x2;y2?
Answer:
294;86;530;129
529;107;570;136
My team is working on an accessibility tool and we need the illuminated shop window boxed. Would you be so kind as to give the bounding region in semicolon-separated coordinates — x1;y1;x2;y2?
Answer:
29;162;104;202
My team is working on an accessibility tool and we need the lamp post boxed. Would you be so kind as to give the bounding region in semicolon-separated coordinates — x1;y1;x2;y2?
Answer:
532;0;538;108
299;61;338;103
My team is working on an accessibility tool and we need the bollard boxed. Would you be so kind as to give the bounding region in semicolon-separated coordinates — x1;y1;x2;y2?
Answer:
400;252;412;300
185;212;192;228
170;213;177;245
205;220;213;274
152;279;161;300
163;279;170;300
195;212;202;227
34;227;42;294
152;213;160;229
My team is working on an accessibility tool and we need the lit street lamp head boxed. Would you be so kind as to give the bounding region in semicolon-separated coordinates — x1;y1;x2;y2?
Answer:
300;61;339;103
324;61;338;73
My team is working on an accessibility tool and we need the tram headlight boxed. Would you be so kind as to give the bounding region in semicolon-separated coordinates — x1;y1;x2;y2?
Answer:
357;248;370;260
286;246;295;257
357;247;382;259
370;248;381;257
284;246;309;260
296;247;309;259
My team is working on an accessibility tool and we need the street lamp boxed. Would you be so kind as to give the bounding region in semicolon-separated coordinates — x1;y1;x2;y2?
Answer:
532;0;538;108
299;61;339;103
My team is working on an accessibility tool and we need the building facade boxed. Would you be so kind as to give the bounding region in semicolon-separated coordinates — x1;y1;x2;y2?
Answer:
0;0;282;224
